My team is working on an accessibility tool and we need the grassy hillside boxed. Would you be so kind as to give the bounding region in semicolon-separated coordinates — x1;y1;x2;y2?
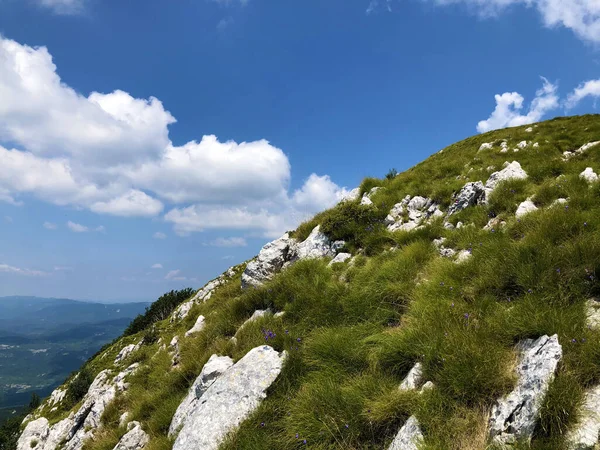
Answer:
20;114;600;450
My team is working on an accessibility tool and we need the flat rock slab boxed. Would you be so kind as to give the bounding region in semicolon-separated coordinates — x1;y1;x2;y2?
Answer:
172;346;287;450
489;334;562;445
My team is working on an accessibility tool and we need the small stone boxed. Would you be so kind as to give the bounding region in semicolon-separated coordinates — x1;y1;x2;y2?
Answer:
515;200;538;218
399;363;424;391
580;168;599;183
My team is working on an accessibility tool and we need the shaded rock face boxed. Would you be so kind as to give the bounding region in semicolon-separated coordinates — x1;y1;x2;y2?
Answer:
241;226;344;288
17;366;139;450
113;421;149;450
385;195;443;232
388;416;424;450
565;385;600;450
447;181;485;215
484;161;528;199
489;334;562;445
172;346;287;450
169;355;234;436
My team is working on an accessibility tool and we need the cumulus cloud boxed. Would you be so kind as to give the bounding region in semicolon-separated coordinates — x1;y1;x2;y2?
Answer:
0;263;46;276
423;0;600;44
0;36;348;237
476;78;559;133
153;232;167;239
566;79;600;109
43;221;57;230
207;237;248;247
151;263;163;269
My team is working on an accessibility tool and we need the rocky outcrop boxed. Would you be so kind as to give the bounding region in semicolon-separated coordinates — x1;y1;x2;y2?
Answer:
241;233;297;288
340;187;360;202
360;187;382;206
489;334;562;445
115;343;140;364
169;355;234;436
515;199;538;218
328;252;352;266
172;346;287;450
484;161;528;199
241;226;344;288
47;387;66;407
447;182;485;215
172;268;235;321
388;416;424;450
580;167;599;183
185;315;206;337
563;142;600;160
385;195;443;232
565;385;600;449
113;421;149;450
18;365;139;450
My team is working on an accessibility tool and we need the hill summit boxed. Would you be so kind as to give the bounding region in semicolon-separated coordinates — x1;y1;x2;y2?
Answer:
11;114;600;450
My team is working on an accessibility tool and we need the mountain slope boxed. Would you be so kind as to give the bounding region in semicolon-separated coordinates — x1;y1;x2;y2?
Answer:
15;114;600;450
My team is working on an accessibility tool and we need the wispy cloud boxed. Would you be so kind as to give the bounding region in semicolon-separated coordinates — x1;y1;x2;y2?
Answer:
0;263;46;276
153;232;167;240
43;221;57;230
206;237;247;247
217;16;234;31
54;266;73;271
165;269;186;281
67;221;89;233
151;263;163;269
566;79;600;109
35;0;85;15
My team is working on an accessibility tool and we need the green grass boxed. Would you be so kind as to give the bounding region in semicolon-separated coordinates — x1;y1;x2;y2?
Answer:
26;115;600;450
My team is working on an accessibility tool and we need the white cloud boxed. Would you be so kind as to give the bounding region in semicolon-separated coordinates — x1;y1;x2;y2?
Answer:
566;79;600;109
151;263;163;269
36;0;85;15
67;221;88;233
153;232;167;240
165;269;186;281
217;17;235;30
54;266;73;271
0;36;348;238
95;225;105;232
0;263;46;276
367;0;392;14
423;0;600;44
43;221;57;230
207;237;248;247
476;77;559;133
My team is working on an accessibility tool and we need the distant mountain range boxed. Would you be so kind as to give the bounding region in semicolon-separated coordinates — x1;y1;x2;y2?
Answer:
0;296;148;422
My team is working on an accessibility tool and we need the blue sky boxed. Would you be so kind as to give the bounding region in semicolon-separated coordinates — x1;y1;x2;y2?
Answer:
0;0;599;302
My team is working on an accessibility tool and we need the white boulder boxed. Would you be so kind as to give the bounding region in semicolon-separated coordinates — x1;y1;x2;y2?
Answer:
447;181;485;215
169;355;234;436
241;233;297;288
115;343;140;364
185;315;206;337
484;161;528;200
112;422;149;450
580;168;599;183
172;346;287;450
565;385;600;449
328;253;352;266
294;225;335;260
388;416;424;450
399;363;424;391
515;200;538;218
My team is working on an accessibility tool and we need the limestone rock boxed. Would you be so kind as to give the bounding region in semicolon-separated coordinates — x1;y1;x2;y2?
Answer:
185;315;206;337
484;161;528;199
113;422;149;450
47;387;66;407
489;334;562;445
515;200;538;218
241;233;297;288
455;250;472;263
360;187;382;206
525;127;533;132
328;253;352;266
169;355;234;436
565;385;600;449
563;142;600;160
479;142;493;151
171;300;194;322
172;346;287;450
340;187;360;202
586;298;600;329
399;363;424;391
119;412;130;428
388;416;424;450
115;343;140;364
294;225;336;260
517;140;528;149
386;196;443;232
448;181;485;215
17;418;49;450
580;168;599;183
